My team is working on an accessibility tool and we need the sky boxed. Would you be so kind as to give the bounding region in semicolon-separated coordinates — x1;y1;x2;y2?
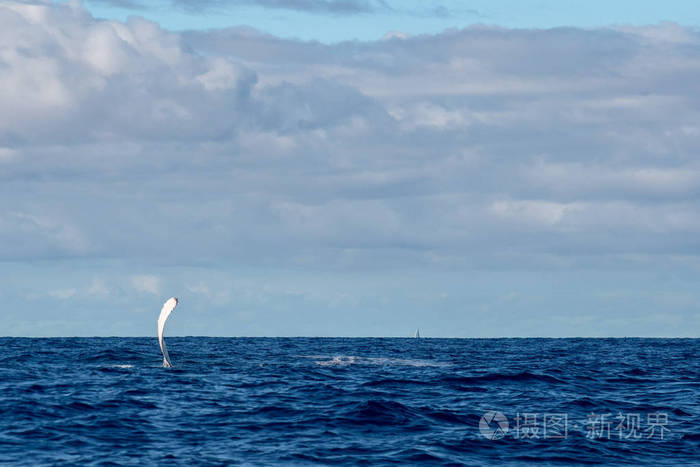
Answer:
81;0;700;43
2;0;700;337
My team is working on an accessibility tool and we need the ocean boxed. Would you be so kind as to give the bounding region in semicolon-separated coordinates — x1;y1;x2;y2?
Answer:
0;337;698;465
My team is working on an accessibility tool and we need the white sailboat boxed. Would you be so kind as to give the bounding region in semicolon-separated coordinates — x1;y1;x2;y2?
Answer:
414;329;421;338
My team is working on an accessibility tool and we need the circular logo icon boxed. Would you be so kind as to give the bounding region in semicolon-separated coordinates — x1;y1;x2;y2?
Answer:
479;410;509;440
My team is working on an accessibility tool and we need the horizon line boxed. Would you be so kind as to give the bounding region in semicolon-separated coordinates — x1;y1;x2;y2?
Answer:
1;335;697;339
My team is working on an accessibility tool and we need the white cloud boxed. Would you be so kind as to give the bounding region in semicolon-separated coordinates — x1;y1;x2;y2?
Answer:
0;2;256;145
0;212;90;258
0;148;18;162
523;162;700;199
49;288;76;299
490;200;580;227
186;282;211;297
87;278;110;297
382;31;410;40
130;274;161;295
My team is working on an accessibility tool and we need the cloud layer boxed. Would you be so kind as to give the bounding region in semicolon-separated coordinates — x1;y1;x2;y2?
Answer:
90;0;379;14
3;4;700;269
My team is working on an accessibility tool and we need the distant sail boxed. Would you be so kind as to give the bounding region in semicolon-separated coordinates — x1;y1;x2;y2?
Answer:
414;329;421;338
157;297;178;368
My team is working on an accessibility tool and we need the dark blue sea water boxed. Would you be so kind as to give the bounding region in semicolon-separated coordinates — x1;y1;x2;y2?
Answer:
0;338;698;465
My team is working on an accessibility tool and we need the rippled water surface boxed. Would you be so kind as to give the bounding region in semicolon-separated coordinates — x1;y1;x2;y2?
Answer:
1;338;698;465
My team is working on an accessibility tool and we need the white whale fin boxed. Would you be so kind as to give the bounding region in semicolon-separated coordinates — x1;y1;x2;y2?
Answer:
157;297;178;368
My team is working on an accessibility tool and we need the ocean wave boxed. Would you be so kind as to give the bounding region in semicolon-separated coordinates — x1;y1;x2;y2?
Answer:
305;355;450;367
443;371;566;385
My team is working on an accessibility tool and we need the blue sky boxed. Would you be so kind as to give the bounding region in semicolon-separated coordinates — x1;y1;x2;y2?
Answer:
81;0;700;42
2;1;700;336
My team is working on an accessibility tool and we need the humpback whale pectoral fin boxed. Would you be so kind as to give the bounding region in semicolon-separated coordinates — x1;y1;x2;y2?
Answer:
157;297;178;368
